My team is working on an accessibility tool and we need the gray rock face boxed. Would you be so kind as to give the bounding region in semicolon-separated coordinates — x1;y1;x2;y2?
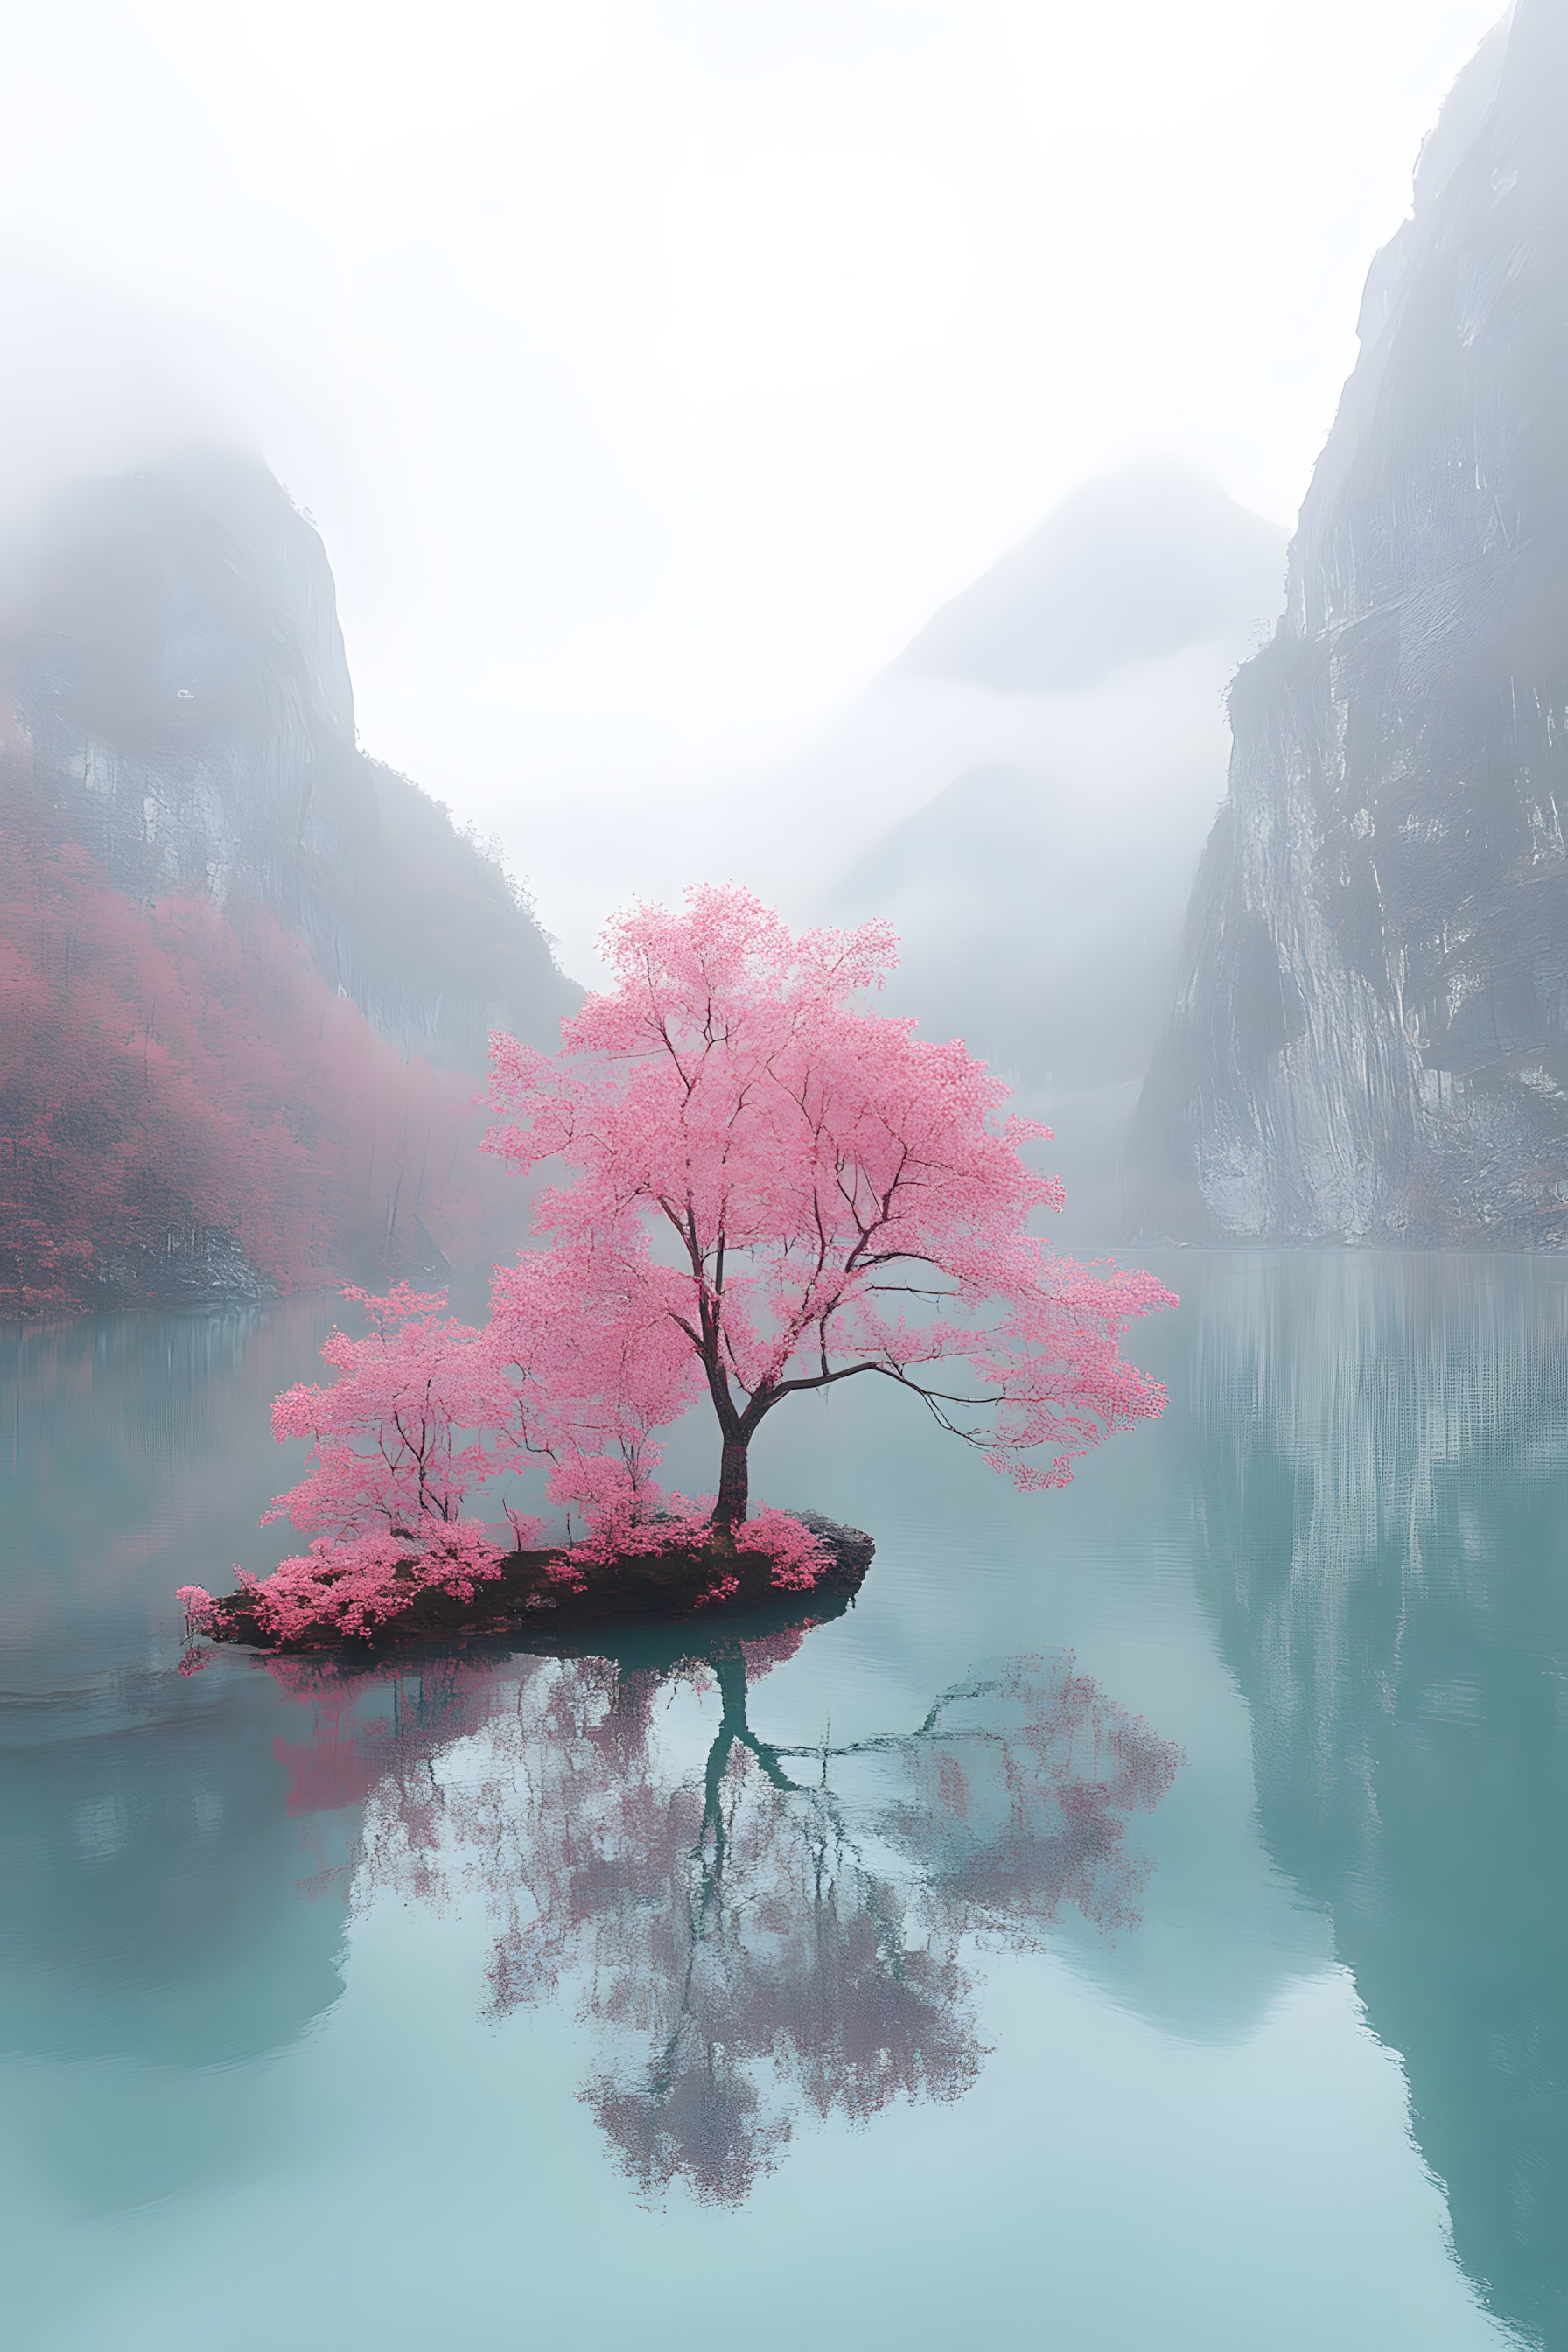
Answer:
88;1220;270;1312
3;447;577;1073
1129;1;1568;1245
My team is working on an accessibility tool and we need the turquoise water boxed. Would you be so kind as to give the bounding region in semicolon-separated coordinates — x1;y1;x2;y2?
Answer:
3;1253;1564;2350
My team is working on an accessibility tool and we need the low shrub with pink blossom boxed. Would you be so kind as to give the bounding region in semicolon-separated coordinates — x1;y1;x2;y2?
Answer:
548;1458;830;1592
732;1507;832;1591
693;1574;740;1607
179;1519;512;1644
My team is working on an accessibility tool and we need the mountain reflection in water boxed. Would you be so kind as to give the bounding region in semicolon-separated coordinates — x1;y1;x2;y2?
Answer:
270;1626;1180;2202
1177;1252;1568;2352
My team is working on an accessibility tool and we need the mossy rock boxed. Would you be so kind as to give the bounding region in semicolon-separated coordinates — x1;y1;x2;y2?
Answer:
202;1512;874;1654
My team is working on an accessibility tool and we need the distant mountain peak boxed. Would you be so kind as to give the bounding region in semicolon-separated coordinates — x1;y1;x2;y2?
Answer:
890;462;1285;696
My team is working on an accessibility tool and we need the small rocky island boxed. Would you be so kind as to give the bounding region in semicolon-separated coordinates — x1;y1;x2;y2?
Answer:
196;1514;875;1655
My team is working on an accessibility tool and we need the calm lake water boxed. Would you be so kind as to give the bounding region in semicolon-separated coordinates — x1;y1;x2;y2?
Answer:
4;1251;1565;2351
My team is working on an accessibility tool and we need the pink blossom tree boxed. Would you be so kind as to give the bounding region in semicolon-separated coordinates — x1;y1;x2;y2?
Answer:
180;1284;540;1642
264;1284;511;1544
483;886;1172;1539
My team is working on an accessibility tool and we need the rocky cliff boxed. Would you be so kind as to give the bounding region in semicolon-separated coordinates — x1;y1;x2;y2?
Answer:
1129;1;1568;1245
0;449;576;1308
3;448;575;1070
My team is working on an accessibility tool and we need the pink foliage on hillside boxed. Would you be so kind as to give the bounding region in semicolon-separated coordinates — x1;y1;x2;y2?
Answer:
0;777;515;1311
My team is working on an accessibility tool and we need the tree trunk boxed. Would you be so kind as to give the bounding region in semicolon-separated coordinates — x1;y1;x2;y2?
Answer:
713;1433;750;1534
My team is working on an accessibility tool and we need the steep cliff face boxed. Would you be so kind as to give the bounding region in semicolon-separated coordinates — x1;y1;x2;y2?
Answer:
1130;1;1568;1245
3;448;575;1070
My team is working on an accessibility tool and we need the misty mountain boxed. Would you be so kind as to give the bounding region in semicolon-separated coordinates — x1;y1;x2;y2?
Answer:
1129;0;1568;1245
4;449;575;1068
892;463;1284;696
0;450;575;1308
823;466;1285;1221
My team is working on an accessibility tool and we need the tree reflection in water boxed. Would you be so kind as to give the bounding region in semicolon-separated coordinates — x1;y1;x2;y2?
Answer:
272;1627;1180;2202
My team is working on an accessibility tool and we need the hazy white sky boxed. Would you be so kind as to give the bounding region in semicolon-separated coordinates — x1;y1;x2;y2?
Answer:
4;0;1506;946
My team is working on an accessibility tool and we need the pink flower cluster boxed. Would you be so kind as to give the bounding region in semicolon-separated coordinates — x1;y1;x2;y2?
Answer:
178;1521;509;1643
553;1479;829;1591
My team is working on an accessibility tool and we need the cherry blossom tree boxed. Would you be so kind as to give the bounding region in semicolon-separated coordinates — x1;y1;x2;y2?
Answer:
484;885;1172;1536
180;1284;539;1642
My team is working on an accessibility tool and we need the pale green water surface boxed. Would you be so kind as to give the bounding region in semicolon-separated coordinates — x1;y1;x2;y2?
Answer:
2;1252;1563;2349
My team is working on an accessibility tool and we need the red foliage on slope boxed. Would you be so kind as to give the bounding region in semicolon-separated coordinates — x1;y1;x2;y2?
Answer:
0;775;522;1311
